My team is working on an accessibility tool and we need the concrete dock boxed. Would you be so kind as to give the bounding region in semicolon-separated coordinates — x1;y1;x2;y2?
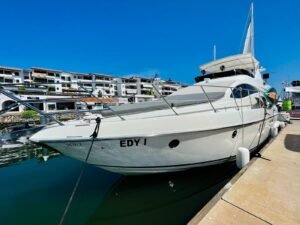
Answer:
189;120;300;225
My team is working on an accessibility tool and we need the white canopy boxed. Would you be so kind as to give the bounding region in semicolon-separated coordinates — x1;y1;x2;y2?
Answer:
243;2;254;55
199;54;259;73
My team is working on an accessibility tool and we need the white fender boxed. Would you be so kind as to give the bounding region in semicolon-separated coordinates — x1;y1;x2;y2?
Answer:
273;121;280;128
279;122;286;129
236;147;250;169
271;126;278;137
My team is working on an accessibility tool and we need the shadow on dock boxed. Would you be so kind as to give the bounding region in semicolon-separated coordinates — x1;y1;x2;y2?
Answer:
284;134;300;152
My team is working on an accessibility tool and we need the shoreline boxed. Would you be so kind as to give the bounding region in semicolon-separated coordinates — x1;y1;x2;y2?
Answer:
0;113;82;129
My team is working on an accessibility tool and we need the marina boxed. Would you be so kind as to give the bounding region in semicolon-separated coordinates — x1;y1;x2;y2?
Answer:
0;1;300;225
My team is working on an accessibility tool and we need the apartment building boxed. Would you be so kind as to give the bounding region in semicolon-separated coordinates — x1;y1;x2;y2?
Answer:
0;66;24;84
0;66;187;112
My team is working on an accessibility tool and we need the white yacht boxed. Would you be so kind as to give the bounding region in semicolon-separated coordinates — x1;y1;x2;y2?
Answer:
285;80;300;109
30;4;278;174
284;80;300;119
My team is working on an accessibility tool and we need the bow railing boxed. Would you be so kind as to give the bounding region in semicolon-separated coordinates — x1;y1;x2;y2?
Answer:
0;82;268;125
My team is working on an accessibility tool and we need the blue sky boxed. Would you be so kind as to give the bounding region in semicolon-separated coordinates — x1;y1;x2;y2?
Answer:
0;0;299;91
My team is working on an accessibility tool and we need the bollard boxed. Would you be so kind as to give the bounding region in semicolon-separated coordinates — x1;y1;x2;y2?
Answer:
236;147;250;169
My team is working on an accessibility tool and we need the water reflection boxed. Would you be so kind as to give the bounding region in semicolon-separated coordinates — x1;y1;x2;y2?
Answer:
86;163;238;225
0;144;238;225
0;143;61;168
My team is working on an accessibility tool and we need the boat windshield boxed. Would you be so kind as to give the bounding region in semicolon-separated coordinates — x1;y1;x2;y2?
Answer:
195;69;253;83
101;85;226;116
291;80;300;87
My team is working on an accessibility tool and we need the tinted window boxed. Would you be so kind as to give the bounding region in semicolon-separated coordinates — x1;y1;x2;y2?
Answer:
231;84;257;98
4;79;13;83
195;69;254;83
291;80;300;87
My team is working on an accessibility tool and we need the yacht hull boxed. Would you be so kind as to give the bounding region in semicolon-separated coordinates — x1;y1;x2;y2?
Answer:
36;117;273;175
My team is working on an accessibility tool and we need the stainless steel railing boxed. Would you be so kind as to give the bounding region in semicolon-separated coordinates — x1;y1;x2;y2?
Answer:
0;81;267;125
0;87;64;125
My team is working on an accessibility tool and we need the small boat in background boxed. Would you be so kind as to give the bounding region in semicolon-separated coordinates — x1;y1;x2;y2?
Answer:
0;143;24;149
280;80;300;120
0;122;44;142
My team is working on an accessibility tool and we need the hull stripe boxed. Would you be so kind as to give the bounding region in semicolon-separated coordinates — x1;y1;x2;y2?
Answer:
39;115;276;143
89;142;263;169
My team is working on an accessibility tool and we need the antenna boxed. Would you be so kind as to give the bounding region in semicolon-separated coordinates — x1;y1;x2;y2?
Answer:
213;45;216;61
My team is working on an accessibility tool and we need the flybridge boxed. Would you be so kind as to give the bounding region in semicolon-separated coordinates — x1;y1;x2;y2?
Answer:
195;54;259;83
199;54;258;74
291;81;300;87
195;3;261;83
195;69;253;83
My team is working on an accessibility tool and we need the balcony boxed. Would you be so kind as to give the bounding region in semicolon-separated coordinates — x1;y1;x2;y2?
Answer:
126;89;137;94
136;94;155;98
95;78;111;83
0;74;14;78
141;83;153;88
32;72;48;79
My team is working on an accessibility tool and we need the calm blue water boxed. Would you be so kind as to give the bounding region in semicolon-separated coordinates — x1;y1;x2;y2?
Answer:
0;144;238;225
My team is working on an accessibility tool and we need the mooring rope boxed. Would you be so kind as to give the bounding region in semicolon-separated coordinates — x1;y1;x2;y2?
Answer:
58;117;101;225
257;103;267;147
240;89;245;145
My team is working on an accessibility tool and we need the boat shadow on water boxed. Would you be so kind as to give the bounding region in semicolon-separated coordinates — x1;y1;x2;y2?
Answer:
84;163;238;225
0;143;60;168
0;143;238;225
70;138;270;225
